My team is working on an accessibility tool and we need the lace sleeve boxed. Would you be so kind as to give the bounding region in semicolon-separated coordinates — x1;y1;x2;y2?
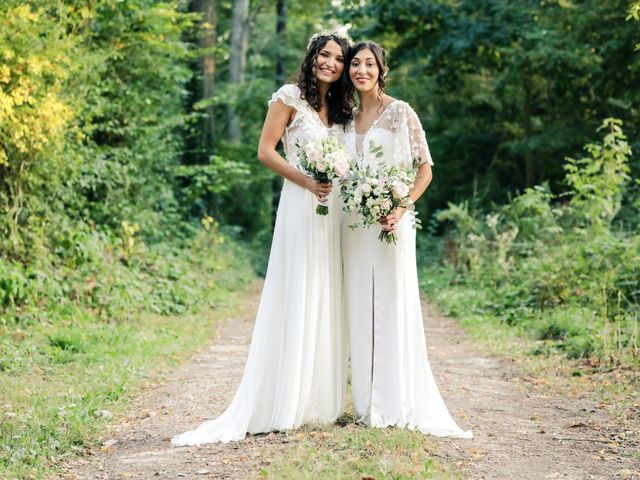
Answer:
405;104;434;168
268;84;301;109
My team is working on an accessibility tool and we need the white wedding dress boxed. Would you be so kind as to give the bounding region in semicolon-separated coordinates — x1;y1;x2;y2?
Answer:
342;101;472;438
172;84;347;445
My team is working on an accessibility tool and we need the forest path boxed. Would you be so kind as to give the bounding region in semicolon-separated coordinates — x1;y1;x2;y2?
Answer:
61;281;639;480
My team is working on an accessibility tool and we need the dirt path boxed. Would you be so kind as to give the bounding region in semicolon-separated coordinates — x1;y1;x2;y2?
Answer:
61;282;639;480
422;302;639;480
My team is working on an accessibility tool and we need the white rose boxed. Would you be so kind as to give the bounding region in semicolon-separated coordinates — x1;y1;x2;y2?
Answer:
316;158;328;173
392;181;410;199
333;158;349;177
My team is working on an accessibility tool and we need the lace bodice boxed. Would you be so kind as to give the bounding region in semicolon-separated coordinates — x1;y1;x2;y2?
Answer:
269;84;345;167
345;101;433;170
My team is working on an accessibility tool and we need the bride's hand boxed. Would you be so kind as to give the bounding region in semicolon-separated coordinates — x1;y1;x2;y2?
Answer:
380;207;406;232
305;178;332;204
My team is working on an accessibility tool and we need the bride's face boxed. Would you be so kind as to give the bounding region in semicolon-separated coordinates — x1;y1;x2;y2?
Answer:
314;40;345;85
349;48;380;93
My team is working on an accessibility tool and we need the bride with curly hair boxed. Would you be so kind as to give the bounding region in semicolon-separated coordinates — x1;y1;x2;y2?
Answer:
172;31;354;445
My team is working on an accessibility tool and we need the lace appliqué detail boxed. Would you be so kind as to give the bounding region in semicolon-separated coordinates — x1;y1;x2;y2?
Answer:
268;84;340;166
346;101;433;170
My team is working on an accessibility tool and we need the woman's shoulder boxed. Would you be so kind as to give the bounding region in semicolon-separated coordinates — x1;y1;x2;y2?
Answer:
374;98;417;130
269;83;303;109
277;83;301;96
388;100;424;128
385;97;414;115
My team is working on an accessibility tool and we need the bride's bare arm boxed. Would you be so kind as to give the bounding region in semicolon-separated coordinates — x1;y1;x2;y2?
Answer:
257;101;332;201
408;161;433;205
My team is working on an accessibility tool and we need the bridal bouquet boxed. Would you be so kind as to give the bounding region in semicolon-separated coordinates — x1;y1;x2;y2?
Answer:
341;163;417;244
297;136;351;215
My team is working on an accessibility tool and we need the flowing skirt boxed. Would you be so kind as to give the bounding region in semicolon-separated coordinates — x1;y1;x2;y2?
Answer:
172;180;347;445
342;211;472;439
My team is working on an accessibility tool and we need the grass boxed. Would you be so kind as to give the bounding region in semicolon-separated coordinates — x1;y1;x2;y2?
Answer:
260;411;454;480
419;262;640;409
3;226;635;479
0;238;256;479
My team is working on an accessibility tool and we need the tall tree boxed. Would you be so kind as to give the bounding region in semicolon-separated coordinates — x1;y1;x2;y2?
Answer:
276;0;287;86
271;0;288;221
198;0;218;154
343;0;639;210
228;0;250;142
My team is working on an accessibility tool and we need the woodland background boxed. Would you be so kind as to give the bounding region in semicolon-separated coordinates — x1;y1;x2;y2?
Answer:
0;0;638;477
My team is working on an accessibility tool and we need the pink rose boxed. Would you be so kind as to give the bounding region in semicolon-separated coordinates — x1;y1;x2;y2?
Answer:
308;149;320;163
380;198;392;211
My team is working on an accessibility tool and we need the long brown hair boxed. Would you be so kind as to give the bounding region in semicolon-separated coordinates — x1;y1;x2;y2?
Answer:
297;32;354;126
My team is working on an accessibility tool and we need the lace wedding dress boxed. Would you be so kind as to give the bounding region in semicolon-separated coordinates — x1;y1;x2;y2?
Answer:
172;84;347;445
342;100;472;438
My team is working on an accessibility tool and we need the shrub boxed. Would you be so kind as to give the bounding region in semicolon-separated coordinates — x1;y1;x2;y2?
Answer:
434;119;639;364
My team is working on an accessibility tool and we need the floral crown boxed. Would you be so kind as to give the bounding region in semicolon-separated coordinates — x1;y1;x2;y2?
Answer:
306;29;353;49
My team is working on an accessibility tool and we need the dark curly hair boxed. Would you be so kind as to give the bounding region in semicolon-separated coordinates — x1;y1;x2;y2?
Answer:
347;41;388;110
297;32;354;126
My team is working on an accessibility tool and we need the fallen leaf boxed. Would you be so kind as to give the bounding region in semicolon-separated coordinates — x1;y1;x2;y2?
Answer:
569;422;588;428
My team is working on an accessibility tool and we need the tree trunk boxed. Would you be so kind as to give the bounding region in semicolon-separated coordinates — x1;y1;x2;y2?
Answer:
189;0;217;158
272;0;287;223
201;0;217;154
228;0;250;143
275;0;287;86
523;78;535;188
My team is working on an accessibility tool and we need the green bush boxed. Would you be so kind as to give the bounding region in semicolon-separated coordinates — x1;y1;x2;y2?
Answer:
432;119;639;364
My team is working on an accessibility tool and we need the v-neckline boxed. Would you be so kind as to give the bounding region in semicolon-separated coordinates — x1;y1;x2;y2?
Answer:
354;100;400;136
312;108;331;130
305;100;332;129
288;102;331;132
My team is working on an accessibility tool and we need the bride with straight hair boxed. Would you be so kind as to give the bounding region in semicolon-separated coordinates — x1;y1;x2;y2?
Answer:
342;40;472;439
172;31;354;445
